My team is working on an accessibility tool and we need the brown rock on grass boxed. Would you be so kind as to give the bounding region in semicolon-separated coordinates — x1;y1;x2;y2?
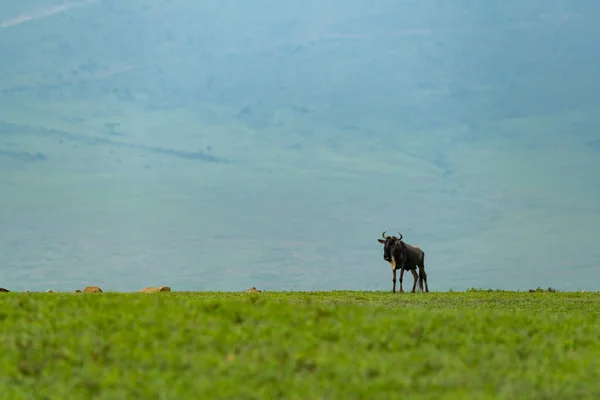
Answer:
246;287;261;293
83;286;103;293
0;288;9;292
139;286;171;293
75;290;82;293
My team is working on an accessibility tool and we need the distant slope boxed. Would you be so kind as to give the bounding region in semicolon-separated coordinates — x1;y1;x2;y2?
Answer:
0;0;599;292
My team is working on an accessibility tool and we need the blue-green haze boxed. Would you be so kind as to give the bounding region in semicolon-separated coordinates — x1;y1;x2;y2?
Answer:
1;0;599;292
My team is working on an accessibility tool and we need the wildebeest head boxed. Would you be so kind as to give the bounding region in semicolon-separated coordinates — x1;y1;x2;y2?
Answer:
377;231;403;262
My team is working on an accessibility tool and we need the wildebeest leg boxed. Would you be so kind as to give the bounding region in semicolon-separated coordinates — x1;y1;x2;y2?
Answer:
392;268;397;293
410;269;418;293
399;267;405;293
420;253;429;292
419;266;429;292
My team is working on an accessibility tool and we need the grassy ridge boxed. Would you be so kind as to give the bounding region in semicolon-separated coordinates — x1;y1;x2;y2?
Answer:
1;291;599;399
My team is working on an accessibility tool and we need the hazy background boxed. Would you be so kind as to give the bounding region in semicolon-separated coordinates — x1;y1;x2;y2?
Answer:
1;0;599;292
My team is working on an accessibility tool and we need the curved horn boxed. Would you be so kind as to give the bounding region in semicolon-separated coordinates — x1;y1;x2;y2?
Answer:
397;232;403;240
381;231;387;239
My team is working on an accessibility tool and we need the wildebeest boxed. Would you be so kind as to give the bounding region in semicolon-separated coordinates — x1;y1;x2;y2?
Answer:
377;231;429;293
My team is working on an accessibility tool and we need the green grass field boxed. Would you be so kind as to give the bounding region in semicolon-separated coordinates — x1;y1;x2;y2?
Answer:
1;290;599;399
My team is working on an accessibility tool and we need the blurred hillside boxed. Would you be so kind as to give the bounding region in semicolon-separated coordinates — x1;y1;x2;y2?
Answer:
1;0;599;292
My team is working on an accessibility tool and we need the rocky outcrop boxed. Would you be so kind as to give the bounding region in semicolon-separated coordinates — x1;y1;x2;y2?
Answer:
83;286;103;293
140;286;171;293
